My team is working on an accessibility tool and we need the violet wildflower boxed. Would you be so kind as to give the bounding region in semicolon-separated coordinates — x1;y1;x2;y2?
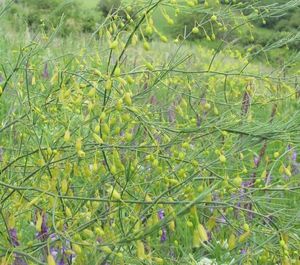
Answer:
216;216;226;224
200;97;206;106
292;151;297;161
13;257;28;265
8;229;28;265
50;247;59;259
9;228;20;247
241;249;247;255
58;258;65;265
234;180;253;220
161;227;167;242
59;244;76;265
158;210;167;242
292;160;300;175
158;209;165;220
50;233;58;241
254;156;259;167
288;145;297;162
169;248;176;260
47;234;75;265
120;130;125;137
242;180;252;189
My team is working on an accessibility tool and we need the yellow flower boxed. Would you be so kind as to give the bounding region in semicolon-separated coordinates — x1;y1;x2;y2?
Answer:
136;240;145;259
197;224;208;242
219;154;226;163
47;255;56;265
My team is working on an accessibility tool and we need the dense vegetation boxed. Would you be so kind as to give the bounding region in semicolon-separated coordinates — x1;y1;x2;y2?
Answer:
0;0;299;264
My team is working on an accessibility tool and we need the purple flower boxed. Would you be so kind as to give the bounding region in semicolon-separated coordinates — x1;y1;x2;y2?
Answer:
50;233;58;241
216;216;226;224
169;248;176;259
160;227;167;242
254;156;259;167
8;229;28;265
50;247;59;258
158;209;165;220
9;228;20;247
41;214;48;232
13;257;28;265
58;259;65;265
241;249;247;255
47;234;75;265
242;180;252;188
288;145;297;161
158;210;167;242
200;97;206;105
292;151;297;161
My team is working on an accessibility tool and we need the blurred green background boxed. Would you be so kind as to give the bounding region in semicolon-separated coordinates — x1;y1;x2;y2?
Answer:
2;0;299;65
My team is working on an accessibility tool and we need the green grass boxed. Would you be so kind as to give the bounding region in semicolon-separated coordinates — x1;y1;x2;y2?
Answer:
77;0;98;8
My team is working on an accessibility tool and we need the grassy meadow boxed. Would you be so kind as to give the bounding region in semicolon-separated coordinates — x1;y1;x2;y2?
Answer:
0;0;300;265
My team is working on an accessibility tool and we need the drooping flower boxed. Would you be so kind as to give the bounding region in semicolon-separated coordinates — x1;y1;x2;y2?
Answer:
36;211;49;240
